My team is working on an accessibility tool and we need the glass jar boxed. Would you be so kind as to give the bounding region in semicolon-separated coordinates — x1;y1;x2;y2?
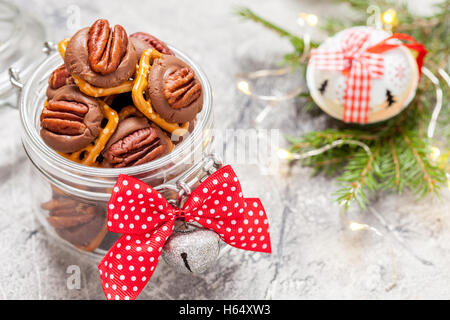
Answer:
18;46;214;260
0;0;48;105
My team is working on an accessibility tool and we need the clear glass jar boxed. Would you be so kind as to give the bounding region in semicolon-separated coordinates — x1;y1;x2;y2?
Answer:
19;46;214;260
0;0;48;104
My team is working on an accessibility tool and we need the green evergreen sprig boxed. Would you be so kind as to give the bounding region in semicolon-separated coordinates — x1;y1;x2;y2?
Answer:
235;7;319;67
235;1;449;208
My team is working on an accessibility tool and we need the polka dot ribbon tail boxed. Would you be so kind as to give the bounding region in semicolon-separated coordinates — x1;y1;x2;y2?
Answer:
98;165;272;300
310;31;426;124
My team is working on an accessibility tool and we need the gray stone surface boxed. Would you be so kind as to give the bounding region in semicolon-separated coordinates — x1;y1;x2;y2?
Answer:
0;0;449;300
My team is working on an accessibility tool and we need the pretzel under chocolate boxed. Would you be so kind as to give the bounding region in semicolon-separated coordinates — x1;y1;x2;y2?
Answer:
59;100;119;166
58;38;70;58
58;38;135;97
118;105;144;120
73;75;134;97
132;49;189;135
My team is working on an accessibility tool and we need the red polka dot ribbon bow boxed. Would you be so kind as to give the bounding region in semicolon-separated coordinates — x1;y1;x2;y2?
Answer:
98;165;271;300
311;30;426;124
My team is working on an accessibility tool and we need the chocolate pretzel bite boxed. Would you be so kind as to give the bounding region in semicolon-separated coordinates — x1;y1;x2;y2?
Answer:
41;186;107;252
64;19;138;88
102;116;173;168
40;85;103;153
131;49;190;135
59;100;119;167
148;55;203;123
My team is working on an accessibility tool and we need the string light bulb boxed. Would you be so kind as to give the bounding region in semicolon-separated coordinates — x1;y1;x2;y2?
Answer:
297;13;318;27
349;221;368;231
381;9;398;29
277;148;293;161
348;220;383;236
429;146;441;162
237;80;251;96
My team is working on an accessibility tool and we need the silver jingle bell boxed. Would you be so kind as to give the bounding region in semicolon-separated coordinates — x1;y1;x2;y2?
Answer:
161;222;220;274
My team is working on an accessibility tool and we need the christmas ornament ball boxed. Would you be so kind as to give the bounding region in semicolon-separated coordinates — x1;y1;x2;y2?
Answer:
161;223;221;274
306;26;420;124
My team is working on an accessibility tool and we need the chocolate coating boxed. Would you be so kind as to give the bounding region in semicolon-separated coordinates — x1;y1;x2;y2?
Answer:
148;55;203;123
65;27;138;88
40;85;103;153
130;32;173;55
46;86;59;100
129;37;151;61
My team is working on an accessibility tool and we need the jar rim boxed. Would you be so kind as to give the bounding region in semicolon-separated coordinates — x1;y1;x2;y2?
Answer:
20;45;213;180
0;1;50;99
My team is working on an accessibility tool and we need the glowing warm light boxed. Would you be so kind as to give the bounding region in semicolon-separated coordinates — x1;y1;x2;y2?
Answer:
298;13;318;27
349;221;368;231
429;146;441;161
306;14;318;26
383;13;393;23
237;80;251;95
277;148;293;161
382;9;398;26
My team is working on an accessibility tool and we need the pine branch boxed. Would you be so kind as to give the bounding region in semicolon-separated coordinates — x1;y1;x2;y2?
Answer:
336;146;381;208
402;134;435;193
388;137;400;187
235;7;300;40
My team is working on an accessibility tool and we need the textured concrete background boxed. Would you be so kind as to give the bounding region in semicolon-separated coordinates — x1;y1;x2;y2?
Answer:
0;0;449;299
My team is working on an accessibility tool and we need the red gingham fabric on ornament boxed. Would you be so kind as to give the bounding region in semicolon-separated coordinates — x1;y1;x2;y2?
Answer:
311;29;384;123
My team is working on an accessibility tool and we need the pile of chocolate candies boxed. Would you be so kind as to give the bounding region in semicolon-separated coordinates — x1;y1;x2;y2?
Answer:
41;19;203;168
39;19;203;251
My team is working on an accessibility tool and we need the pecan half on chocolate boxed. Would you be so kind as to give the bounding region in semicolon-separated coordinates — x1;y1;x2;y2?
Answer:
130;32;173;56
40;85;103;153
88;19;128;75
148;55;203;123
49;64;74;89
164;67;202;109
64;19;138;88
46;64;75;100
103;117;171;168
